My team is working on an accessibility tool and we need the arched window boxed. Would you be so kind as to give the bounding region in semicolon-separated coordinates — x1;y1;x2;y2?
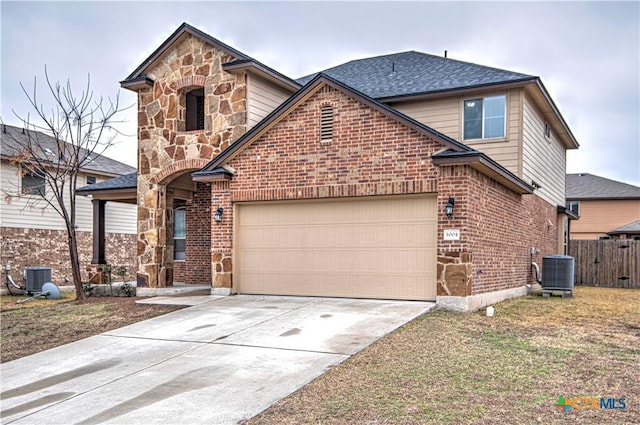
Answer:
174;207;186;261
185;88;204;131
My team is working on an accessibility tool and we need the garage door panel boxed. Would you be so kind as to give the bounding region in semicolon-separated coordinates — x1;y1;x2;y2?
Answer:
237;196;437;300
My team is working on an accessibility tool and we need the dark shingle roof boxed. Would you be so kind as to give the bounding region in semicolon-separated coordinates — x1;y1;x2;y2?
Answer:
608;220;640;235
296;51;536;99
0;124;135;177
566;173;640;200
76;172;137;193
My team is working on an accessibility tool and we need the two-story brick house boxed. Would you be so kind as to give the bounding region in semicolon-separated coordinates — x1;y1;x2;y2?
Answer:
81;23;579;310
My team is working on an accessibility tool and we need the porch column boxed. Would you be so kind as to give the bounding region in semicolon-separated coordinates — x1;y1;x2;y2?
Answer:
137;183;170;287
91;199;107;264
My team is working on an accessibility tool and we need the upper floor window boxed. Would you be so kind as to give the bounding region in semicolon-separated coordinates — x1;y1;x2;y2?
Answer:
463;95;506;140
185;88;204;131
22;169;45;196
320;105;333;142
566;201;580;217
86;175;97;185
544;122;552;139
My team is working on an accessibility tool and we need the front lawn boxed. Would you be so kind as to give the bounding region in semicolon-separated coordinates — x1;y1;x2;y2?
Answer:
248;286;639;424
0;293;183;363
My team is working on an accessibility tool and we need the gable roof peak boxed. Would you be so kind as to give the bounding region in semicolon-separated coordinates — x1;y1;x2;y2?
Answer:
121;22;301;91
122;22;251;83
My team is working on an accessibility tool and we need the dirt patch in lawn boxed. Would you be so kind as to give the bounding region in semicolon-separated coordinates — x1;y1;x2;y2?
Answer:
0;293;184;363
247;286;640;425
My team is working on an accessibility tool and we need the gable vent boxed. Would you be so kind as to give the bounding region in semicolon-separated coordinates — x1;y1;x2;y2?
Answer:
320;106;333;142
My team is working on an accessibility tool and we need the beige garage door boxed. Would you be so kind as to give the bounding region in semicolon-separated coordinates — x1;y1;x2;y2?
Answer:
235;195;437;300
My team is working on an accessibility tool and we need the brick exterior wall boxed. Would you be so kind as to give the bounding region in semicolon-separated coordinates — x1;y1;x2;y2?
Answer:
210;181;232;289
183;182;212;284
208;83;559;298
0;227;136;284
211;85;444;289
173;260;185;282
437;165;557;296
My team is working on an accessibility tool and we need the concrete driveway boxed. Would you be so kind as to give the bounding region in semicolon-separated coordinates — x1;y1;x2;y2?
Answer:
1;295;434;425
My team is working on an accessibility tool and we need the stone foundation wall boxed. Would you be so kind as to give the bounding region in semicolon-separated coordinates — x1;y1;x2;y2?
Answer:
0;227;136;284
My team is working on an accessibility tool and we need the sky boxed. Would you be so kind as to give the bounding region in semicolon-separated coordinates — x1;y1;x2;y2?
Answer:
1;1;639;186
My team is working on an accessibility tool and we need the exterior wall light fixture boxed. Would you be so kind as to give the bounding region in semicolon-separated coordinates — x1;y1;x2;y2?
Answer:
214;207;224;223
445;198;455;218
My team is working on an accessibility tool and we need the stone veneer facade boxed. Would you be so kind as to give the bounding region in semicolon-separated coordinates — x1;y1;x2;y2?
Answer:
135;33;247;288
0;227;136;284
206;84;559;298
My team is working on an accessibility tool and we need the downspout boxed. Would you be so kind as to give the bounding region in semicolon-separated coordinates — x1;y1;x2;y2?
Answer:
4;264;26;295
529;248;542;284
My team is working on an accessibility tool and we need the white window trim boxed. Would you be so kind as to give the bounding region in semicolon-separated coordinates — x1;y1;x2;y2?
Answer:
462;94;507;141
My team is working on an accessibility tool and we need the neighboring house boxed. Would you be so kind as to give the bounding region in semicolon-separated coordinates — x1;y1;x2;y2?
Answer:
79;23;579;310
0;124;137;283
566;173;640;240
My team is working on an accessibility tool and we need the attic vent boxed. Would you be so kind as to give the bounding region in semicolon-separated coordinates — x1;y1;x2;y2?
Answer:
320;106;333;142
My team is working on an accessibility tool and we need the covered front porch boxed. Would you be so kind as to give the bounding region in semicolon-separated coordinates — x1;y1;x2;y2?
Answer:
76;171;212;291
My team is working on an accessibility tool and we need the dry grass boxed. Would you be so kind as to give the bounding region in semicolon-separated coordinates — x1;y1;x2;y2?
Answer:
0;293;183;363
248;287;640;425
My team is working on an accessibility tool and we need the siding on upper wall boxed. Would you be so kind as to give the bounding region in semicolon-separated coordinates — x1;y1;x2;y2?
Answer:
0;161;136;234
389;88;522;176
105;202;137;234
247;74;293;129
390;96;460;139
522;93;566;206
570;199;640;239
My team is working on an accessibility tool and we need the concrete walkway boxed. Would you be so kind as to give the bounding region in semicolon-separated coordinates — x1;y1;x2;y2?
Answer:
1;295;434;425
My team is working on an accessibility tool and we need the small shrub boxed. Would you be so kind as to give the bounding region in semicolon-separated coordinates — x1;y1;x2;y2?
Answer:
119;282;135;297
115;266;128;283
83;283;94;297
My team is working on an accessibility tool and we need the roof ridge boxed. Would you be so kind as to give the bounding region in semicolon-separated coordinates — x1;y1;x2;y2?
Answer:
568;173;640;189
0;123;135;176
408;50;535;78
297;49;536;83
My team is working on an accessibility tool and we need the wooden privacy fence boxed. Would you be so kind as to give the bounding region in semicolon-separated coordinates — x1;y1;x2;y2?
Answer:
569;240;639;288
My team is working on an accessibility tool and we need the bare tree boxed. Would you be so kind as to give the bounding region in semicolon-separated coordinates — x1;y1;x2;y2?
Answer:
2;68;127;301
